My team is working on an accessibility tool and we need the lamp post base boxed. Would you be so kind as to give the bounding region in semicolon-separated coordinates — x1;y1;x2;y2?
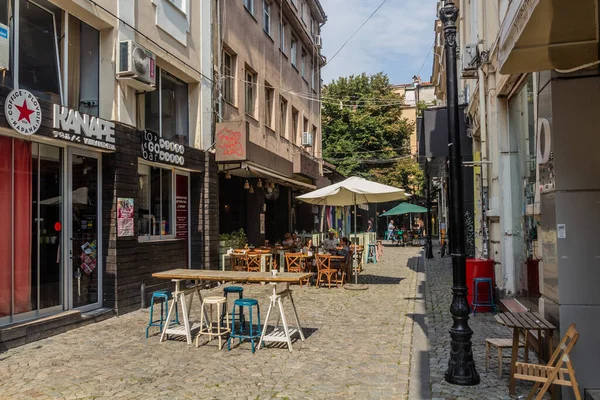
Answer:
344;284;369;291
444;283;480;386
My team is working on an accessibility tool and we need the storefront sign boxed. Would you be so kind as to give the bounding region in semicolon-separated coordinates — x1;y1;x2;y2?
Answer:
176;175;188;239
141;130;185;166
53;105;116;151
215;121;247;162
5;89;42;135
117;198;134;237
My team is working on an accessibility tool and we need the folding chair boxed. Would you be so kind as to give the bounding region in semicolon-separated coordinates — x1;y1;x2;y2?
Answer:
514;323;581;400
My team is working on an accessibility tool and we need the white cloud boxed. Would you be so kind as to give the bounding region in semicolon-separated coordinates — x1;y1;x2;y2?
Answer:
319;0;439;85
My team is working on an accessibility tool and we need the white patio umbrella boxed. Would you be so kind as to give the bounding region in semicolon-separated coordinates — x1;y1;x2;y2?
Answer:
296;176;410;289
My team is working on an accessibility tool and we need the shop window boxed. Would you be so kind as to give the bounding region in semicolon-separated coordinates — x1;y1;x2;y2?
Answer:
67;18;100;116
144;68;189;146
138;164;174;239
18;0;62;104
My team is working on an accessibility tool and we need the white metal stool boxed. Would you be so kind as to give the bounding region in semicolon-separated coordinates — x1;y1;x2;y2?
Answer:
196;296;230;350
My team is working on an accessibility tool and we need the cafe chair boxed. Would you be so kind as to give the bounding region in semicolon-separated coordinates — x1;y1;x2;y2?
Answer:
285;253;308;287
485;338;525;379
244;252;261;273
514;323;581;400
315;254;339;289
196;296;230;350
228;298;261;354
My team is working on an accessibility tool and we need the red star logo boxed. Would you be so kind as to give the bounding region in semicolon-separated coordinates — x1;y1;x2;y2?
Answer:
15;100;34;124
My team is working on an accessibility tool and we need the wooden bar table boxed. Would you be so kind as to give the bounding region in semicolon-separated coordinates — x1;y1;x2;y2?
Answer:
152;269;312;350
495;311;556;397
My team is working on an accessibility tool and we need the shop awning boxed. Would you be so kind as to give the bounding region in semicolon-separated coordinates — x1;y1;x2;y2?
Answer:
499;0;599;74
244;162;317;191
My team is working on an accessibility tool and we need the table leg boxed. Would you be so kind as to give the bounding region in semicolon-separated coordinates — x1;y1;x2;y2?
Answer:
277;295;293;352
160;280;180;343
287;286;305;341
509;327;520;396
258;285;277;350
180;290;192;344
547;329;556;400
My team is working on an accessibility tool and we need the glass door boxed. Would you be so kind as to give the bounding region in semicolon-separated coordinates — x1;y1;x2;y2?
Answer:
68;150;101;311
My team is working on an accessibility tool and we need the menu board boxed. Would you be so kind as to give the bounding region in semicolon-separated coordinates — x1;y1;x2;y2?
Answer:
117;197;134;237
176;175;188;239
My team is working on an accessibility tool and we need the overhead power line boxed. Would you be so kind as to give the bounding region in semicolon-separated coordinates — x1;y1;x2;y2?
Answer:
323;0;391;68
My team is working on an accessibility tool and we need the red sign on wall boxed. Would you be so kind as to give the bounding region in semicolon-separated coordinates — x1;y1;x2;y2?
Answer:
176;175;188;239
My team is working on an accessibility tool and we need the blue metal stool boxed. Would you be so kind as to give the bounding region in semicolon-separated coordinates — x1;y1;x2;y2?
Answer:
220;286;245;328
366;243;377;264
146;290;179;338
472;277;496;315
228;298;261;354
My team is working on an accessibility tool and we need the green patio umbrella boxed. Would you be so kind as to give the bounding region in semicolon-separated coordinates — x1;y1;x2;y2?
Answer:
379;202;427;216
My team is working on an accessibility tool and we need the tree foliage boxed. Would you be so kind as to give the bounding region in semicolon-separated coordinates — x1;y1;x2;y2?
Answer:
322;72;423;195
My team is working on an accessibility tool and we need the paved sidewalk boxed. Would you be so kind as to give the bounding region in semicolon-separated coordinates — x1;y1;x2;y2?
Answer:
0;246;421;400
423;245;547;400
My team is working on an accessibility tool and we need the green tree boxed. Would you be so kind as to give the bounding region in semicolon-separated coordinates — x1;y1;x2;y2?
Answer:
322;72;422;195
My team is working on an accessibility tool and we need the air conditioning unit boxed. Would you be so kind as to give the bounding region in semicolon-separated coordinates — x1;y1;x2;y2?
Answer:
301;131;313;147
461;43;479;79
314;35;322;48
117;40;157;91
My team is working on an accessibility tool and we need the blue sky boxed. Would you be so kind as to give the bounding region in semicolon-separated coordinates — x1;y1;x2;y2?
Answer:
319;0;439;85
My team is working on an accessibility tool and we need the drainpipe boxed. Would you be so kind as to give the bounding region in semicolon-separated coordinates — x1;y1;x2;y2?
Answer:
477;0;489;260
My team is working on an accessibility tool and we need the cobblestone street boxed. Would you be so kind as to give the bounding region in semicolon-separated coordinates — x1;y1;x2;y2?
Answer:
0;246;420;400
424;244;547;400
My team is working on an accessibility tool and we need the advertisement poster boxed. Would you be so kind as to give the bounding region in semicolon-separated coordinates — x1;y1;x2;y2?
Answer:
117;197;134;237
259;213;265;235
176;175;188;239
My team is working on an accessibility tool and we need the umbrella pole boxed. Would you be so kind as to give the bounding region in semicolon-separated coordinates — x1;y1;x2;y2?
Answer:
354;201;358;285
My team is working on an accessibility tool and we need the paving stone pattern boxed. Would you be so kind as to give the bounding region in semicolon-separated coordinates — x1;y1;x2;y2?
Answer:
0;246;421;400
424;246;549;400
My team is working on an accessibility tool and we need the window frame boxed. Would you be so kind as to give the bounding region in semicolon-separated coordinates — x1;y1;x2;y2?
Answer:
290;37;297;68
244;0;254;15
263;0;271;35
245;67;257;117
279;20;287;54
137;162;177;242
264;84;274;128
301;49;307;79
279;96;288;138
16;0;64;105
144;67;190;145
301;1;306;25
222;48;236;105
291;107;299;144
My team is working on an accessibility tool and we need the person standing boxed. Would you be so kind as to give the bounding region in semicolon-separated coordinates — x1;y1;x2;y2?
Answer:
387;219;395;240
367;218;373;232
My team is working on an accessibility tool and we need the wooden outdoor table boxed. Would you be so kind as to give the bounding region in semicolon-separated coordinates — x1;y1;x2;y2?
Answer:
152;269;312;351
495;311;556;396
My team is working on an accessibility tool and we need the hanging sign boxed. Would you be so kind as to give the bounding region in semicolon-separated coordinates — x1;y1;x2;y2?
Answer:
141;130;185;166
5;89;42;135
0;23;10;70
53;105;116;150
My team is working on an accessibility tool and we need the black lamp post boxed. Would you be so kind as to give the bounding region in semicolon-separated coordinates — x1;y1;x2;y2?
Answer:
425;159;434;259
440;0;480;385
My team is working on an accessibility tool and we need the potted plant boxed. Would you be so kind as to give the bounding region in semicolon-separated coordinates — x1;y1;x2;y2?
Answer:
229;228;248;249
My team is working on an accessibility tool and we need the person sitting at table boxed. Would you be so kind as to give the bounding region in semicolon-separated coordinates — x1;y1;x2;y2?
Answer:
336;237;350;257
321;232;339;252
291;232;301;247
302;239;314;255
282;233;294;246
